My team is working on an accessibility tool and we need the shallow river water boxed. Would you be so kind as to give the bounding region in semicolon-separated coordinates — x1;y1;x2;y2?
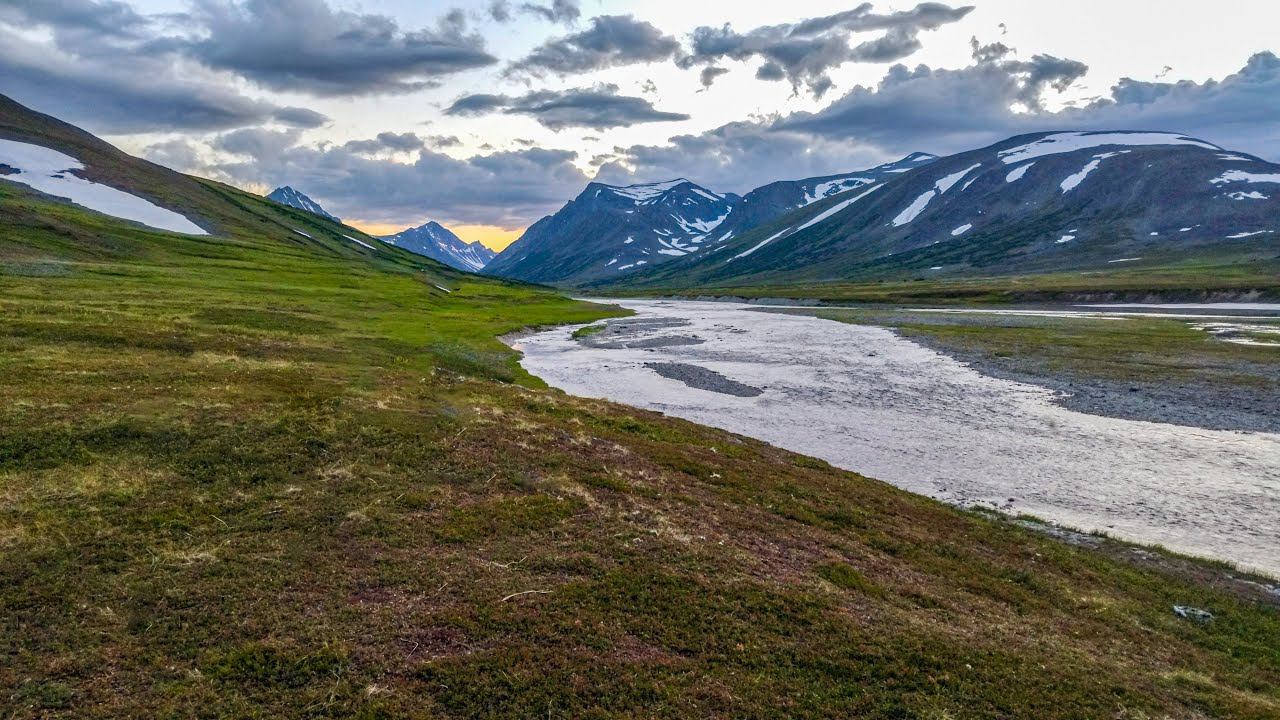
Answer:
509;299;1280;577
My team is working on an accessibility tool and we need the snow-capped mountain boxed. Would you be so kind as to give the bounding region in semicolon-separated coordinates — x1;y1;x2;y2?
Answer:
484;157;942;286
381;221;496;272
484;179;740;284
602;131;1280;289
267;186;341;223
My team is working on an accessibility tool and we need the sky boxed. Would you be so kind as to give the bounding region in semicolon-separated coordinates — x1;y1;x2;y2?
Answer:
2;0;1279;249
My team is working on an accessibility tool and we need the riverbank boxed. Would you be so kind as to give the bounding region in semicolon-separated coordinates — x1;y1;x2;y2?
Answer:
511;299;1280;578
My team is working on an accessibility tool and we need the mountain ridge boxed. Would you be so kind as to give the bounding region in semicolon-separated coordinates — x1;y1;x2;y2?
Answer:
484;154;939;286
382;220;497;272
267;185;341;223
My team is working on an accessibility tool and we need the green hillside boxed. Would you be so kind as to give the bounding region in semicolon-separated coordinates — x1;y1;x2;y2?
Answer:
1;97;1277;718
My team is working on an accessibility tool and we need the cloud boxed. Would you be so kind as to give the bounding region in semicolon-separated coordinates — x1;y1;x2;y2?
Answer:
519;0;580;25
168;0;497;96
272;106;331;129
699;66;730;88
0;21;329;134
488;0;580;25
202;130;592;228
142;138;205;172
425;135;462;149
0;1;345;133
680;3;974;96
342;132;427;155
0;0;148;41
777;51;1280;159
593;120;886;194
214;127;304;157
446;85;689;131
507;14;681;77
776;53;1089;151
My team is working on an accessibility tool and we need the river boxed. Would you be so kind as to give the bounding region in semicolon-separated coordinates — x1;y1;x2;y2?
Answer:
508;299;1280;577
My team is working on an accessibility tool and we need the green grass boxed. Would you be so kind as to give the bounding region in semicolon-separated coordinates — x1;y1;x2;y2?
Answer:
1;129;1279;716
794;307;1279;386
571;323;606;340
592;252;1280;304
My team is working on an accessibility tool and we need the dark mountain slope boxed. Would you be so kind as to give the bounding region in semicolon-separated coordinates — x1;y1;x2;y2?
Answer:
484;179;738;285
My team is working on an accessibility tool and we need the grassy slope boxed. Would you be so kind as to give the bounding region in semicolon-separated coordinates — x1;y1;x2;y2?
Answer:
784;306;1279;385
1;116;1278;716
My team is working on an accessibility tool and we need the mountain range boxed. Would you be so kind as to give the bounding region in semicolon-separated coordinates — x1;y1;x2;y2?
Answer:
483;153;939;285
381;221;496;272
599;131;1280;292
475;131;1280;292
267;185;492;272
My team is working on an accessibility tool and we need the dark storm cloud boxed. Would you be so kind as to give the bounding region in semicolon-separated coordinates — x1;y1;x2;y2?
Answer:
507;15;681;77
446;86;689;131
0;22;330;134
168;0;497;96
680;3;974;96
0;1;374;134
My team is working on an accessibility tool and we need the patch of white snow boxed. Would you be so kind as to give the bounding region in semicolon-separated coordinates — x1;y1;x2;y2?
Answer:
999;132;1218;164
0;138;208;235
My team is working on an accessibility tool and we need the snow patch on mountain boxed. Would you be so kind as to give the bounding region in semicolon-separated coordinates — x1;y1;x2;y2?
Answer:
893;189;936;227
1061;151;1129;193
1006;163;1034;183
999;132;1219;164
730;227;792;261
0;138;207;235
343;234;376;250
607;179;691;202
1211;169;1280;185
798;185;883;232
802;177;873;206
936;164;982;194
